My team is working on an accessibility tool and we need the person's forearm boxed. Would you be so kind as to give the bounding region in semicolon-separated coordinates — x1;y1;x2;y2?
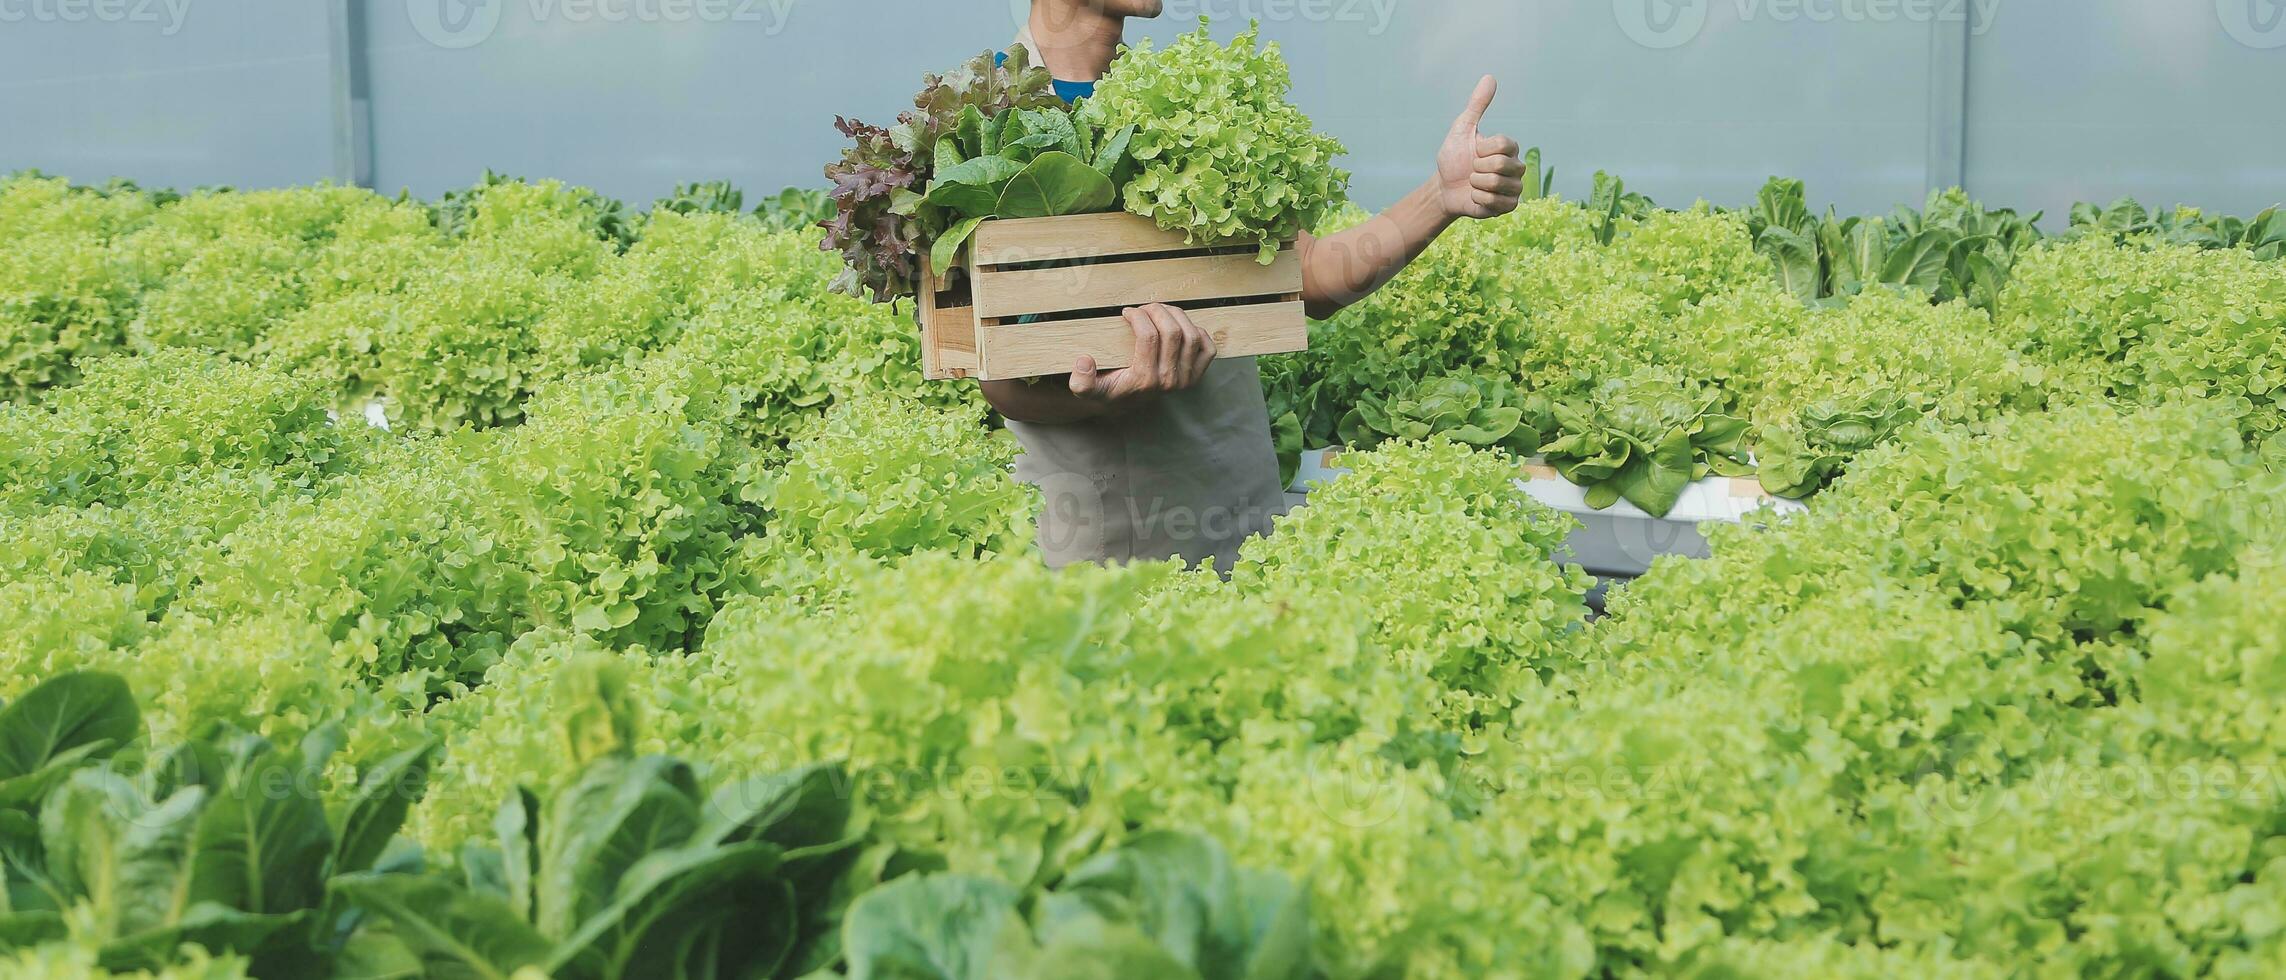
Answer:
1300;178;1457;320
980;378;1110;424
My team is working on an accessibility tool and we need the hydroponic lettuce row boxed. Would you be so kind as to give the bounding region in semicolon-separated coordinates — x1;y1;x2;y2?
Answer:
1267;173;2280;509
3;168;2286;978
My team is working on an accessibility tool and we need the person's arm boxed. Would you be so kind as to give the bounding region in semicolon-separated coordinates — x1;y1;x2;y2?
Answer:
979;303;1218;424
1298;76;1529;320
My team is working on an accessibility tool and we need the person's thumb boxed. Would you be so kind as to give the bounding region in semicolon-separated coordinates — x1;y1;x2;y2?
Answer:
1452;75;1497;135
1069;355;1101;398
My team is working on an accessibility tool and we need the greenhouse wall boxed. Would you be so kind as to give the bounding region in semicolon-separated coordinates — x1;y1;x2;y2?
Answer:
0;2;337;190
2;0;2281;220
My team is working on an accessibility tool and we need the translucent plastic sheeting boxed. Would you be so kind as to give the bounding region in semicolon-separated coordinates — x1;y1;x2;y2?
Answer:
4;3;2277;221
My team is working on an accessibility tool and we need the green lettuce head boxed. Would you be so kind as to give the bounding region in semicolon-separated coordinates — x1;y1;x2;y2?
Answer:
1081;19;1351;261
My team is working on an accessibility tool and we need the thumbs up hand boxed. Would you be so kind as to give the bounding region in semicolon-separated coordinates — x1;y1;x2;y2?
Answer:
1436;75;1528;221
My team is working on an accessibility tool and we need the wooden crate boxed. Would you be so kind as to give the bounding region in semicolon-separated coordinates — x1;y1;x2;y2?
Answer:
917;212;1307;381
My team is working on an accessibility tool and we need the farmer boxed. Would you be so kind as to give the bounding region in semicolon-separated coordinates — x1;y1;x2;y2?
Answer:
984;0;1532;572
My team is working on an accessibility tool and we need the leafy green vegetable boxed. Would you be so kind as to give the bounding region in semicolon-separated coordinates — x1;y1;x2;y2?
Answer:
2067;197;2286;260
330;741;440;881
651;180;745;218
0;674;438;975
1041;830;1311;980
1335;372;1550;457
1540;371;1752;516
1091;124;1137;183
1081;20;1350;261
1739;178;2041;310
429;170;636;252
922;157;1028;216
841;832;1312;980
918;146;1117;277
0;673;140;803
993;152;1116;221
1588;170;1657;246
1754;389;1917;498
842;874;1030;980
930;216;988;279
752;186;833;234
907;94;1125;277
742;391;1032;562
330;660;865;980
823;47;1063;302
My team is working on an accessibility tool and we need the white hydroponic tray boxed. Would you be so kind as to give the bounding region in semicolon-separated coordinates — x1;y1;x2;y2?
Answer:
1288;447;1807;579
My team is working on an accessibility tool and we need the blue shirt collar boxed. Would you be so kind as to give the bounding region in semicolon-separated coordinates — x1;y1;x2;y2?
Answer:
1051;77;1096;103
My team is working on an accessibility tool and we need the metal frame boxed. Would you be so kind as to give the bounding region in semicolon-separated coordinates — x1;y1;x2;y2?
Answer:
1925;12;1972;196
326;0;374;188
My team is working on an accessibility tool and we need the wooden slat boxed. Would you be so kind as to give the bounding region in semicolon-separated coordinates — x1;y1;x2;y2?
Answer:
973;250;1301;320
936;307;977;354
937;352;976;379
972;212;1260;264
916;262;978;380
924;305;978;380
916;269;946;380
975;301;1305;381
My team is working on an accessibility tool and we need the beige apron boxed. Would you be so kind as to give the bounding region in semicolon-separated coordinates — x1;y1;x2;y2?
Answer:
1009;358;1291;573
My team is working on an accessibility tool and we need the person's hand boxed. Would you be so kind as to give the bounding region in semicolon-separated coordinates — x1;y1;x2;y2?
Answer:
1069;303;1217;403
1436;75;1529;221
